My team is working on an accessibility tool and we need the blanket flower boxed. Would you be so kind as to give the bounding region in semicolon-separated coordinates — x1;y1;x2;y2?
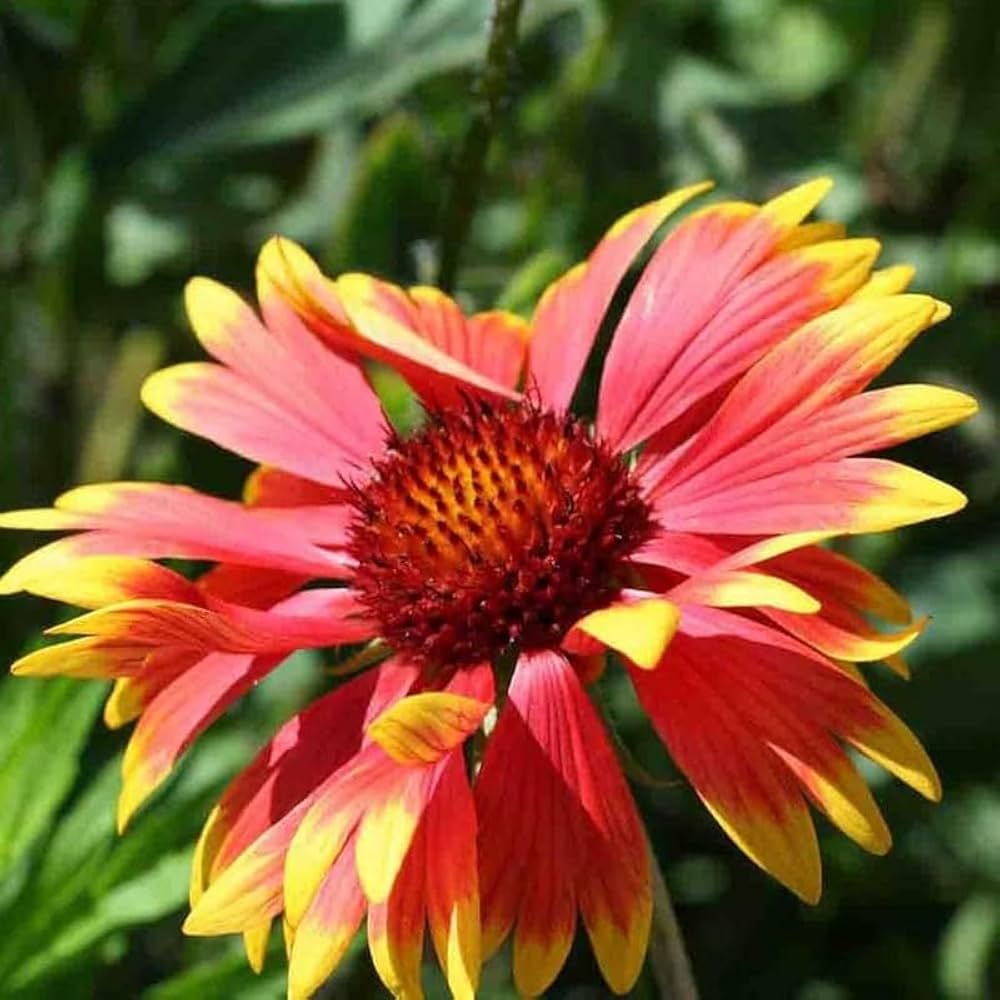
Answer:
1;178;975;998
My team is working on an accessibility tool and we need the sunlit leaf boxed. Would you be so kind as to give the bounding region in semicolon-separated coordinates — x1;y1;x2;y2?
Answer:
0;677;103;881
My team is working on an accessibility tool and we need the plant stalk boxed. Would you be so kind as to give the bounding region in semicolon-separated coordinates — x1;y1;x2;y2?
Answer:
437;0;524;292
648;843;700;999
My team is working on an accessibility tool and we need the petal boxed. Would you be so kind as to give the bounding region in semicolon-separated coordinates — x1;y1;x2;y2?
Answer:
283;750;403;926
354;765;436;904
0;534;214;599
257;237;517;405
0;483;350;581
761;544;911;625
571;598;680;669
243;465;342;507
631;533;923;663
367;829;427;1000
840;702;941;801
465;310;531;388
712;532;837;571
196;563;307;610
143;362;377;487
191;667;386;904
765;606;926;663
632;605;940;899
751;543;922;663
187;772;349;936
242;921;272;974
849;264;915;300
47;600;269;650
633;528;832;577
113;587;377;830
407;285;530;389
630;631;822;902
186;663;408;936
599;179;884;450
707;610;939;799
653;457;967;536
285;665;481;923
425;754;481;1000
11;635;151;679
476;650;650;995
147;276;387;484
102;652;197;729
185;803;305;934
527;182;712;411
637;296;970;538
205;587;376;649
287;840;367;1000
669;568;821;613
51;588;374;654
802;384;978;457
714;661;891;854
639;292;947;496
777;220;847;251
366;691;492;765
336;274;521;406
104;679;145;729
7;555;200;610
118;651;280;831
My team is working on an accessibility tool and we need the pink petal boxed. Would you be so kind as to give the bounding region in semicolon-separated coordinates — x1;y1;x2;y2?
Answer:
0;483;351;580
527;183;712;411
142;277;387;485
598;181;881;451
257;238;518;407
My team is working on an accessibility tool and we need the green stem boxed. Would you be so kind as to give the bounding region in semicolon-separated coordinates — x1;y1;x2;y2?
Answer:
648;843;699;999
437;0;524;292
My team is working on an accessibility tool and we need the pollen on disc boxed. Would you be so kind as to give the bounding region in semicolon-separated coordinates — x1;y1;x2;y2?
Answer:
347;399;654;668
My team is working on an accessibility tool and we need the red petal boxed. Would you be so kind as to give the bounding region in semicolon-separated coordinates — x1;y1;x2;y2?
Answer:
406;285;529;389
186;661;416;933
631;605;940;900
425;752;481;999
367;825;427;999
476;650;650;995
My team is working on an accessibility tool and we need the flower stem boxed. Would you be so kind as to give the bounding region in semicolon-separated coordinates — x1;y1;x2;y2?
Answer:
648;843;700;999
437;0;524;292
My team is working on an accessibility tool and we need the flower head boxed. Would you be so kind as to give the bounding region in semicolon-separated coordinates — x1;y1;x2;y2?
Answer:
1;178;976;998
348;399;654;666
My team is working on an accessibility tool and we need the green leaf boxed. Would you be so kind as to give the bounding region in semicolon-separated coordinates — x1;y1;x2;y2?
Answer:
494;248;570;315
144;945;287;1000
724;2;850;100
938;894;1000;1000
0;677;103;880
8;851;191;991
31;755;119;896
0;729;252;991
327;111;440;278
91;0;495;172
366;362;421;434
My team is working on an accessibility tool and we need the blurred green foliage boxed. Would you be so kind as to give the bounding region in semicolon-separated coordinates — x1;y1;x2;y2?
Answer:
1;0;998;997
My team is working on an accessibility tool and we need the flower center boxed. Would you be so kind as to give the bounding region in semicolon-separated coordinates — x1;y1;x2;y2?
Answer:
348;400;653;668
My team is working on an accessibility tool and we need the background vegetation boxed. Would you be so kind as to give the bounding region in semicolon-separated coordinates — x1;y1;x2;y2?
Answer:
1;0;998;997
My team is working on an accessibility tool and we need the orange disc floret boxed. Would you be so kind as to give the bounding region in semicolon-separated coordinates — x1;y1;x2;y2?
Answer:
348;399;654;667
